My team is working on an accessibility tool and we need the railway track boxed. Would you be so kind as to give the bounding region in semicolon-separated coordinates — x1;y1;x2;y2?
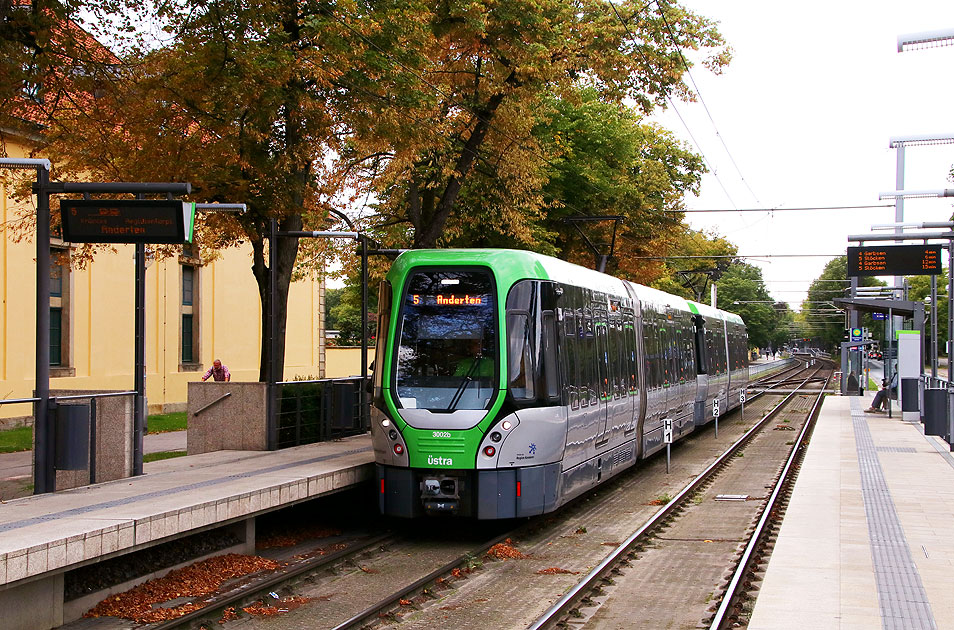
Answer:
527;359;832;630
85;360;829;630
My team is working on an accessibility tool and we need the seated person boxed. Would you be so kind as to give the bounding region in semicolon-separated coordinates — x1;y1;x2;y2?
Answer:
865;371;898;413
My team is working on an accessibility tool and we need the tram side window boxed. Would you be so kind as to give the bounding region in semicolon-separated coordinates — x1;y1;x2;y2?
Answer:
651;318;663;388
659;321;679;385
563;309;580;409
624;318;637;392
507;310;535;400
705;329;716;376
542;310;559;400
613;316;626;398
372;280;392;401
506;280;562;406
694;316;708;375
685;324;695;378
652;318;664;388
642;318;655;389
595;311;609;400
584;311;598;405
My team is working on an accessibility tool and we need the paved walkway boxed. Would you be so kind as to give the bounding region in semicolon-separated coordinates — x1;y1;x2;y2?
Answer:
0;430;187;483
748;393;954;629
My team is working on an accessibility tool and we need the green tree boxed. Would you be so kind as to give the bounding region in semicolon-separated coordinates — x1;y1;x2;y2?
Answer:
802;257;882;351
435;88;707;271
341;0;729;249
714;263;787;350
651;227;738;299
327;271;378;346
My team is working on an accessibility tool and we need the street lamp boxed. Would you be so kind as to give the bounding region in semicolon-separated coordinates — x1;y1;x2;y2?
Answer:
878;189;954;200
898;28;954;52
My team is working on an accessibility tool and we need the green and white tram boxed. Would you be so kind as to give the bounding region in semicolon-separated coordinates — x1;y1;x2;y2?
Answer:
371;249;748;519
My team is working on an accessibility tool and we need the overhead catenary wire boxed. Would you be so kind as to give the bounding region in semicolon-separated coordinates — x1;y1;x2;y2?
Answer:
671;204;896;213
654;0;761;207
607;0;739;210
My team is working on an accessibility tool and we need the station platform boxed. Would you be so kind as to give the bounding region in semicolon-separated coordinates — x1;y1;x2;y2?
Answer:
0;434;373;630
749;393;954;630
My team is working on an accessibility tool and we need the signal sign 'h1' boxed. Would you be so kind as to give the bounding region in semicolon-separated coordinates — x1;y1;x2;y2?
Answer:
847;245;941;277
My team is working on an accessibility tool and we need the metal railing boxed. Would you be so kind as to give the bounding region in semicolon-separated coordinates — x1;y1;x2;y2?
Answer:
276;377;369;448
748;358;798;380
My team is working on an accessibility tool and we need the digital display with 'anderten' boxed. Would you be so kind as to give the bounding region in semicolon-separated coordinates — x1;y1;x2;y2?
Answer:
411;294;486;306
847;245;942;277
60;199;195;244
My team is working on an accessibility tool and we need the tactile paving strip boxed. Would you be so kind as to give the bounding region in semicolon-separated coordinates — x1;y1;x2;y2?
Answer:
851;398;937;630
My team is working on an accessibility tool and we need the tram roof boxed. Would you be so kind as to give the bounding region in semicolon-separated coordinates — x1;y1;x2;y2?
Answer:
388;249;745;325
389;248;628;294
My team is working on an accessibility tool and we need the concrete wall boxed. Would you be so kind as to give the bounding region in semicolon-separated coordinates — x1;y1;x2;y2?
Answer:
186;381;267;454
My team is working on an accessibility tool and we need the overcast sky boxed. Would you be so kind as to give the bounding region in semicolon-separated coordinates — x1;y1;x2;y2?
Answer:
653;1;954;309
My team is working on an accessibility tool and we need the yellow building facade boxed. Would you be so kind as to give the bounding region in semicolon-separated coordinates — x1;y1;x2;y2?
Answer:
1;135;331;421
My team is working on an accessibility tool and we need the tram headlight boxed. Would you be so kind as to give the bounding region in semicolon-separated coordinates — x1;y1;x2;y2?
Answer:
388;429;398;441
490;431;502;443
381;418;390;428
501;420;513;431
483;445;496;457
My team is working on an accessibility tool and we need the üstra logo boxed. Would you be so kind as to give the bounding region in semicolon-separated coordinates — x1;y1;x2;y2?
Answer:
427;455;453;466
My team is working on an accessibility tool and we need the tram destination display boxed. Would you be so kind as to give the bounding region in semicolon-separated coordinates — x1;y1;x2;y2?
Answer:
60;199;196;244
847;245;942;277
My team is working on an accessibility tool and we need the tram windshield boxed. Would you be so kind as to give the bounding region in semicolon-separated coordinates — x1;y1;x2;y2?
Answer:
395;270;497;411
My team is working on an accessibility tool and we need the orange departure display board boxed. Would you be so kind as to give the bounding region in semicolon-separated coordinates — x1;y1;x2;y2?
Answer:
847;245;942;277
60;199;195;244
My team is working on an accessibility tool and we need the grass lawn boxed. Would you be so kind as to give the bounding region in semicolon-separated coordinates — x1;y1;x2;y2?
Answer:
143;450;187;463
147;412;187;434
0;426;32;453
0;411;185;455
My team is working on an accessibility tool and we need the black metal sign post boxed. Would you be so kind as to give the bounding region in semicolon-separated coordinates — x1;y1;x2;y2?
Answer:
31;179;191;493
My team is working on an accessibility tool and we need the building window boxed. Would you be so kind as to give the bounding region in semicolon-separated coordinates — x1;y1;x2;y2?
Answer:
50;307;62;366
182;266;194;306
180;263;199;368
182;314;193;363
49;248;73;376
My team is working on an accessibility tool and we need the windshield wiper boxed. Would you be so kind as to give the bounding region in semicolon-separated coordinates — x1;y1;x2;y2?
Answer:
447;356;481;410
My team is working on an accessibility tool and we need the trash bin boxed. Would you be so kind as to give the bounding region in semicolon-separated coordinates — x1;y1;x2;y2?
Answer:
55;403;90;470
923;389;948;439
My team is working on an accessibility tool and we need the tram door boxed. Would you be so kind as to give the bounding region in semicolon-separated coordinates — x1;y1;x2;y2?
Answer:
594;305;610;444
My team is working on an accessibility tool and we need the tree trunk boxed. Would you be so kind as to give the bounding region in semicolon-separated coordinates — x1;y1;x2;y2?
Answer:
412;92;508;248
250;213;303;382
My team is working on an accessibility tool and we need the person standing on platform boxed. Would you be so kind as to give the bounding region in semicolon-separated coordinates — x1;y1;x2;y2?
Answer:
201;359;231;382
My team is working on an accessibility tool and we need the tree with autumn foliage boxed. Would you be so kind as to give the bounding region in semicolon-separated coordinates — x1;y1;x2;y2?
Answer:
649;227;738;299
422;88;707;269
340;0;729;249
12;0;729;380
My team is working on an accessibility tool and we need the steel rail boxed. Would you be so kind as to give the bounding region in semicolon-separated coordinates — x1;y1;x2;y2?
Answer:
707;370;832;629
153;532;395;630
330;529;517;630
526;362;829;630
